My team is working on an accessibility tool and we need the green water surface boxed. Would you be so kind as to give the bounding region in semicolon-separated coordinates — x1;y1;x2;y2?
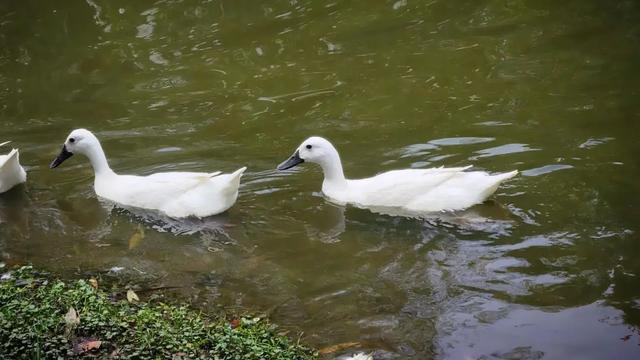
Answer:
1;1;640;358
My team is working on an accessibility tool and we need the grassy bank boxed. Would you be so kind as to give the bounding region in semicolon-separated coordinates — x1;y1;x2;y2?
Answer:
0;266;316;359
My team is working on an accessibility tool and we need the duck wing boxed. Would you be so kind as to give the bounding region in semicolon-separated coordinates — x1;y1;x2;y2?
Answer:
159;167;246;218
145;171;222;183
405;170;518;212
96;171;220;208
349;166;471;207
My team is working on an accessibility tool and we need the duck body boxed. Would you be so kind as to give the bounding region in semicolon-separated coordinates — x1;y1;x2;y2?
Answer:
278;137;517;214
94;169;245;218
324;167;517;212
50;129;245;218
0;142;27;194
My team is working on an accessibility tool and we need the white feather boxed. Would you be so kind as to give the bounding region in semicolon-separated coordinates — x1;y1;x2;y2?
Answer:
280;136;517;213
343;353;373;360
52;129;246;218
0;144;27;193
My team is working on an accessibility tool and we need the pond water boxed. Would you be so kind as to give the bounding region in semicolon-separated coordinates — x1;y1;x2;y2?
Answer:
1;1;640;358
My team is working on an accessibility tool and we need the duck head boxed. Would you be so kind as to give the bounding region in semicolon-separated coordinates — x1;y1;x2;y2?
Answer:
277;136;337;170
278;136;346;186
50;129;100;168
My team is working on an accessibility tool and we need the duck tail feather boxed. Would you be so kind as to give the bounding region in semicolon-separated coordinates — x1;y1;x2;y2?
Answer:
231;166;247;180
501;169;518;180
221;167;246;195
1;149;19;169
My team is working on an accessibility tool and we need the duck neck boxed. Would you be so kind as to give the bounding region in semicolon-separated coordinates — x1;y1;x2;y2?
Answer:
320;152;347;190
85;141;114;177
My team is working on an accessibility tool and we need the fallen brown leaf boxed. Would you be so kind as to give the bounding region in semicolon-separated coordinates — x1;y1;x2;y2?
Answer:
73;338;102;354
126;289;139;303
64;306;80;337
89;278;98;289
229;319;241;329
108;346;121;359
128;225;145;250
64;307;80;326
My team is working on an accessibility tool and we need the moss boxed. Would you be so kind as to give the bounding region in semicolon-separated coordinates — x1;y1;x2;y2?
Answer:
0;266;317;359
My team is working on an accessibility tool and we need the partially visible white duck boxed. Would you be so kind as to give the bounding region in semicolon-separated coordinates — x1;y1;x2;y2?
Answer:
343;353;373;360
0;141;27;194
277;137;517;213
50;129;246;218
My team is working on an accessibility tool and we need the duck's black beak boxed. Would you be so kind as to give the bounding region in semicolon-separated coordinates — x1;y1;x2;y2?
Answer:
277;150;304;170
49;145;74;169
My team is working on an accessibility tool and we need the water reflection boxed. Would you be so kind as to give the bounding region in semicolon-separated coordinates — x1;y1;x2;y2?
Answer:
439;301;640;359
470;143;540;160
304;201;346;244
110;202;232;239
0;186;30;229
522;164;573;177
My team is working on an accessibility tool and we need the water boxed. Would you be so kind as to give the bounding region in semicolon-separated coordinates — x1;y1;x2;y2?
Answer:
1;0;640;358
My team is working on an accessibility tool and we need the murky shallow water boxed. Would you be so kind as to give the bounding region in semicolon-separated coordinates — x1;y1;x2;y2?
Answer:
1;0;640;358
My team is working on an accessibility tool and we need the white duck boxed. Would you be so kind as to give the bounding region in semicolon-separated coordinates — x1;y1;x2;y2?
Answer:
50;129;246;218
343;353;373;360
277;137;517;213
0;141;27;194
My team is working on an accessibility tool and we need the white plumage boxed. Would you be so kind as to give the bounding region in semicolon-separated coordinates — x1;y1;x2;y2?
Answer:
0;141;27;194
278;136;517;213
50;129;245;218
343;353;373;360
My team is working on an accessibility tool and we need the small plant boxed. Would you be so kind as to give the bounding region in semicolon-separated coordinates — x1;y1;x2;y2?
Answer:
0;266;316;359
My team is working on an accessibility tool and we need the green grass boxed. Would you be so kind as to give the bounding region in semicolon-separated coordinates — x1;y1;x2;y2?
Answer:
0;266;317;359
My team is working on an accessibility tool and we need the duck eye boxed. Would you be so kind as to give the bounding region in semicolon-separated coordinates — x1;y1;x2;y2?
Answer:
306;144;312;149
69;138;75;143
